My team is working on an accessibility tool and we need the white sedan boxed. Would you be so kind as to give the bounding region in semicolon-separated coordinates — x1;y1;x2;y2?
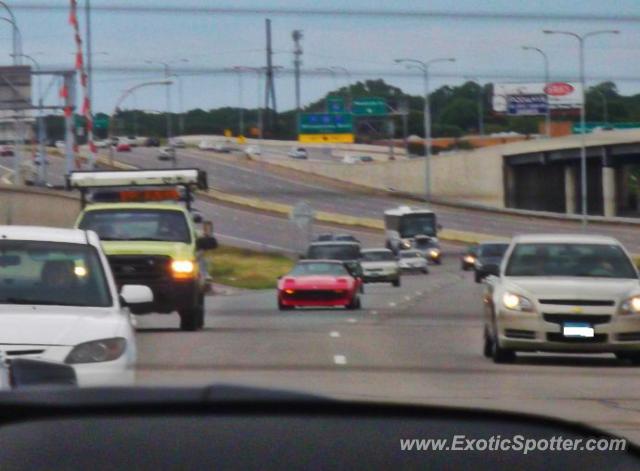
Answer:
0;226;153;387
398;250;429;274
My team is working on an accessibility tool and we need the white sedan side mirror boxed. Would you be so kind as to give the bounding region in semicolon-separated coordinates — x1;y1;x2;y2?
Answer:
120;285;154;306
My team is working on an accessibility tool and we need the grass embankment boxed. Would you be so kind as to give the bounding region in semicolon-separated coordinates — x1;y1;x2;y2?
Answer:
204;245;294;290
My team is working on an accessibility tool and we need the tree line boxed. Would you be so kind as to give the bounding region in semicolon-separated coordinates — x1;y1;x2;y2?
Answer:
41;79;638;142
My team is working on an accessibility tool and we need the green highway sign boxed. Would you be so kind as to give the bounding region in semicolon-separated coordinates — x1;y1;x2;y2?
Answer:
352;97;388;116
94;116;109;130
299;112;353;134
327;96;346;113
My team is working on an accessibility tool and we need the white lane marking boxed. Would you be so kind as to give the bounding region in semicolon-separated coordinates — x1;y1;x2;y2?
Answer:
415;291;423;296
371;310;378;315
404;296;411;301
388;302;396;307
333;355;347;365
347;318;357;323
329;331;341;338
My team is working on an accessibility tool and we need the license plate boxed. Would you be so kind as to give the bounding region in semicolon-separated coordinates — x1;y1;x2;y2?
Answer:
562;322;594;338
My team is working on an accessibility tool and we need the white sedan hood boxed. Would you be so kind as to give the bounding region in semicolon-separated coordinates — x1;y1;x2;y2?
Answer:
505;277;640;300
0;305;124;346
361;261;398;270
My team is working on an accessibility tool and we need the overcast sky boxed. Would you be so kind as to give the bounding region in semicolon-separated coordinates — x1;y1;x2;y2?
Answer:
6;0;640;113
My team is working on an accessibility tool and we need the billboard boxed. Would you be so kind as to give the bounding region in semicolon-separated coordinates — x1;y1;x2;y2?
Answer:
506;94;548;116
493;82;583;113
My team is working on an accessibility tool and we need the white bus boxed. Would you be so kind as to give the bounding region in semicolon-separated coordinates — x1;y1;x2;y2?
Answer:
384;206;440;256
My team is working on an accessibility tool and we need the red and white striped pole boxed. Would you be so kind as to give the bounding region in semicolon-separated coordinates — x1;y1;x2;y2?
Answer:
69;0;96;169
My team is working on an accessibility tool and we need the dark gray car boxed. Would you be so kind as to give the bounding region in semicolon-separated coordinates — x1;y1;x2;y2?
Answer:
474;242;509;283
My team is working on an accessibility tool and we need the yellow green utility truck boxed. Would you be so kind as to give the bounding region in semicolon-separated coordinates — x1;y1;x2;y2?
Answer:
68;169;218;331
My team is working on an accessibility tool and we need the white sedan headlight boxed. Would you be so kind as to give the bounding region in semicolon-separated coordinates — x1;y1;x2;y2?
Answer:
65;338;127;364
502;292;534;312
621;296;640;315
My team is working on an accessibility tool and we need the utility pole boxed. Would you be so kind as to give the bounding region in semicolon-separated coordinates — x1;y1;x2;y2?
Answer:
264;19;277;134
544;29;619;227
292;29;303;133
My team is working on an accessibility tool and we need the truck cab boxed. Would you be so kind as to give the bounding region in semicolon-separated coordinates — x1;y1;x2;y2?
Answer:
69;169;218;332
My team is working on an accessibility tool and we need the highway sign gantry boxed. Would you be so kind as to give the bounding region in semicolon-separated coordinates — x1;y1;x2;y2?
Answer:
352;97;388;116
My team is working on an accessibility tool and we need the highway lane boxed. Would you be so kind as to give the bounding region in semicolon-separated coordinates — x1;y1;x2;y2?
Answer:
107;146;640;252
135;248;640;445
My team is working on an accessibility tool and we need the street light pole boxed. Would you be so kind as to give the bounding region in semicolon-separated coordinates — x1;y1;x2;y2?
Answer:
522;46;551;138
0;2;18;64
544;29;619;228
109;80;172;166
395;57;455;202
595;89;609;125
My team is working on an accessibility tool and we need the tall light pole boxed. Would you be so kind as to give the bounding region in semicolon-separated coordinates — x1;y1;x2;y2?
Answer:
330;66;352;110
109;80;172;165
544;29;619;227
395;57;455;201
234;66;268;141
0;2;19;64
522;45;551;138
145;59;188;152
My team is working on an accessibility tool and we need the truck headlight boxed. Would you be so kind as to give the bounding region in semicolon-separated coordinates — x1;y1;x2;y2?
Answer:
621;296;640;315
429;249;440;258
400;240;412;249
502;292;534;312
65;338;127;364
171;260;195;279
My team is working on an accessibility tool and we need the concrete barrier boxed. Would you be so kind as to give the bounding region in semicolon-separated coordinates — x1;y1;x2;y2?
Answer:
0;184;80;227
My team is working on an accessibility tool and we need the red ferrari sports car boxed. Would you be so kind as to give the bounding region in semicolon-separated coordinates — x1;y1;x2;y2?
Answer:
277;260;362;310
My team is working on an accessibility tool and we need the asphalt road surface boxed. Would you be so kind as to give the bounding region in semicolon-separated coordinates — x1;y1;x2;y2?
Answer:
135;251;640;445
32;145;640;444
106;146;640;253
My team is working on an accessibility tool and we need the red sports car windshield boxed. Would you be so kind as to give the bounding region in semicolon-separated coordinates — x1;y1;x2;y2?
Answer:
289;262;350;277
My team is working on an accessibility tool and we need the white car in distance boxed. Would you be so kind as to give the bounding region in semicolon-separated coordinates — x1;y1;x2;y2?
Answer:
398;250;429;274
0;226;153;387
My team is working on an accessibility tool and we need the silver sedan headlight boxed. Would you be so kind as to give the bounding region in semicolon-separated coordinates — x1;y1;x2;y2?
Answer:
621;296;640;315
502;292;534;312
65;338;127;364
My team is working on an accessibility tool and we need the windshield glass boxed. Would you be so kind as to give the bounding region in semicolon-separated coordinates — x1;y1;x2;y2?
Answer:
0;241;112;307
78;209;191;243
478;244;509;258
307;245;360;260
289;262;348;276
399;214;436;238
361;251;395;262
505;243;637;278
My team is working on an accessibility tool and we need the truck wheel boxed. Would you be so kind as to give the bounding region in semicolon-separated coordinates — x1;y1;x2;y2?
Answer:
475;272;482;283
392;277;401;287
179;295;205;331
